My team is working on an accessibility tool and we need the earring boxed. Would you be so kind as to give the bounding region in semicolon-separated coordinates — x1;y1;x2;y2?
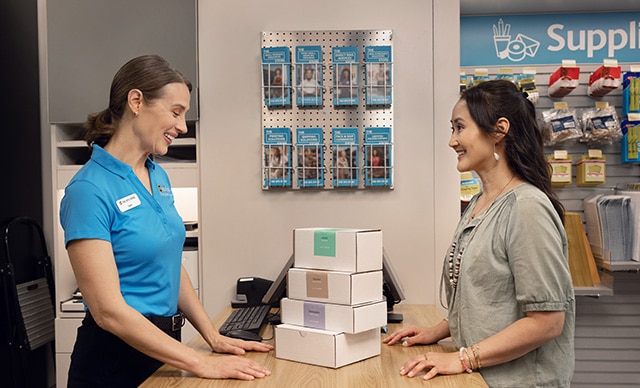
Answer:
134;111;139;117
494;152;500;161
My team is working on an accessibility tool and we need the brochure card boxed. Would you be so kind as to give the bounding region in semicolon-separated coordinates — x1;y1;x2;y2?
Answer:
331;127;359;187
296;46;323;107
264;127;292;187
296;127;324;187
364;127;392;187
332;46;359;106
262;47;291;107
365;46;392;105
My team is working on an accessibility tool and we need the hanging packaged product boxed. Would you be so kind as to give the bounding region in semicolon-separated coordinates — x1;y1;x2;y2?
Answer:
581;102;621;145
515;67;538;104
587;59;621;98
547;151;572;188
622;66;640;119
494;68;515;82
541;102;582;145
460;70;469;94
576;150;606;187
548;60;580;98
471;68;490;86
621;120;640;164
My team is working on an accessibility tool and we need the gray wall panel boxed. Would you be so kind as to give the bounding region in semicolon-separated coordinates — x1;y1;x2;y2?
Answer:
46;0;198;123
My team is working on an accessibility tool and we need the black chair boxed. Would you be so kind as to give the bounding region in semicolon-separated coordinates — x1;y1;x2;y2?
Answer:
1;217;55;387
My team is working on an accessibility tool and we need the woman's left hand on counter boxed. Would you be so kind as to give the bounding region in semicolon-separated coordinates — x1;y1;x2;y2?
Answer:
211;335;274;355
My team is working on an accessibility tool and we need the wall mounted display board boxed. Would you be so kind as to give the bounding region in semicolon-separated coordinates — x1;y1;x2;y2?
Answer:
261;30;394;190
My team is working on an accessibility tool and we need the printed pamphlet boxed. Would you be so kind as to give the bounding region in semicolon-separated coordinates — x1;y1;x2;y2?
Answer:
332;46;359;106
296;127;324;188
364;127;392;187
262;47;291;107
263;127;292;187
296;46;323;107
365;46;392;105
331;127;359;187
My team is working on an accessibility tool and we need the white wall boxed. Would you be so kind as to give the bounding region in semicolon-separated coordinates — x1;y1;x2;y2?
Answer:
198;0;461;317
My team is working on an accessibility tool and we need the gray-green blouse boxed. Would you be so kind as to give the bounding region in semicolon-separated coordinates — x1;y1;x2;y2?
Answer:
442;183;575;388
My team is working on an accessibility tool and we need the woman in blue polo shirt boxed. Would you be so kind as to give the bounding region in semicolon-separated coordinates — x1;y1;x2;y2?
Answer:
60;55;272;387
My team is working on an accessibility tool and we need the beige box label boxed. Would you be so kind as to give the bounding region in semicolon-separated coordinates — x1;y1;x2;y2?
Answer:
306;271;329;299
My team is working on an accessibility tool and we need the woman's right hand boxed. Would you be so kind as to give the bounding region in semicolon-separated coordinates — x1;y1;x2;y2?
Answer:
383;325;437;347
198;354;271;380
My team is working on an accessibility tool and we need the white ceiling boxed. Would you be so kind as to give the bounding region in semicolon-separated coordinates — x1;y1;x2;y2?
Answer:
460;0;640;15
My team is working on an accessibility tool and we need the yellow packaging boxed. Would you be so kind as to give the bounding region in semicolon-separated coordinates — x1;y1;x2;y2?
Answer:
460;171;481;202
576;150;606;186
547;151;572;187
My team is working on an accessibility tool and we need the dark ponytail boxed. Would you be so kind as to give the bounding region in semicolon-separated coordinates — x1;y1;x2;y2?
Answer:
84;109;116;148
84;55;192;148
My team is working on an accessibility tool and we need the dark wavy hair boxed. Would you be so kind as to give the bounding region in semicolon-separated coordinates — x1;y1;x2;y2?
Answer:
460;79;564;221
84;55;192;147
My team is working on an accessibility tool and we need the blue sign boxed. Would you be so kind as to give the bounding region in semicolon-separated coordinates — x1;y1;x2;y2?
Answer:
461;12;640;66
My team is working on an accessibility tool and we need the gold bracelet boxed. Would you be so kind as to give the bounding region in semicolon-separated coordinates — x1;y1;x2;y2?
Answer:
458;348;472;373
462;347;475;370
471;343;482;369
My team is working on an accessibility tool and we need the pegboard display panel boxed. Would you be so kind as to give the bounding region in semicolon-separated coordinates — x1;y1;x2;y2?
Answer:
261;30;394;190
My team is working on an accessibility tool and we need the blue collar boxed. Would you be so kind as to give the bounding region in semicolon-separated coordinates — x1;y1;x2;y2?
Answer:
90;144;156;179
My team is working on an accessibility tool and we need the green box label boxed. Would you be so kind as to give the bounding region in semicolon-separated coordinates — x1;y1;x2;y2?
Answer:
314;230;337;257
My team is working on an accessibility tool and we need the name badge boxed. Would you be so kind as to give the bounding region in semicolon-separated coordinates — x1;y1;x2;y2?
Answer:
116;193;141;212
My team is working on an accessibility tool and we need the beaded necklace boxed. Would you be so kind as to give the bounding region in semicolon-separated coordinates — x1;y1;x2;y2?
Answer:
447;185;513;289
447;230;479;289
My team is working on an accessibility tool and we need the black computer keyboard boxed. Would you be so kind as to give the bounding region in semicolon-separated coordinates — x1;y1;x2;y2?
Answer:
219;304;271;335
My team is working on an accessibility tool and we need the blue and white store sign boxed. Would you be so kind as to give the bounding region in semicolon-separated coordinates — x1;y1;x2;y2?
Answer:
461;12;640;66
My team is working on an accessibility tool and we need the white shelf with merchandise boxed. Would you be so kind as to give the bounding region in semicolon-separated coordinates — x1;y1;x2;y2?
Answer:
52;122;199;188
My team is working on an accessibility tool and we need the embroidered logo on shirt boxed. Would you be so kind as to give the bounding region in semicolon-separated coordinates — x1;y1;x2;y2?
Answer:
157;184;173;196
116;193;141;212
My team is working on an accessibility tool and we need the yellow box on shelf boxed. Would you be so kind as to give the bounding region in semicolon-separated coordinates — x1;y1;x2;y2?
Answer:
547;150;572;187
576;150;606;187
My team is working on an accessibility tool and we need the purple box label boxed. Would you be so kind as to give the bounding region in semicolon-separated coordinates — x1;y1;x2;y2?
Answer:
303;301;326;329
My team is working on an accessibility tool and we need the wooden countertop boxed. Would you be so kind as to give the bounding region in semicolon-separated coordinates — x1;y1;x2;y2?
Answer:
140;304;488;387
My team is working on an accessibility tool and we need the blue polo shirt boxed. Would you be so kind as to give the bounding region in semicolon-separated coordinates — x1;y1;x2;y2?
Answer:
60;144;186;317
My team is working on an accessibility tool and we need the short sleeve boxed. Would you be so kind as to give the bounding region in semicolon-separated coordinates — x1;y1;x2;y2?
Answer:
60;179;113;246
506;196;573;312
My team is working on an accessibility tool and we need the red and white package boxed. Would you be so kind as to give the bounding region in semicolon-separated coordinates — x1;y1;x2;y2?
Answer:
548;63;581;98
588;61;621;98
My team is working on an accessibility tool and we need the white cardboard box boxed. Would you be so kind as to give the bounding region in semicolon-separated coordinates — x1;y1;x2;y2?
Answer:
280;298;387;334
287;268;382;305
294;228;382;273
275;324;381;368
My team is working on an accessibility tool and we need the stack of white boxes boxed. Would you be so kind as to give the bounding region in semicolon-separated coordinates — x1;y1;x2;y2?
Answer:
275;228;387;368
